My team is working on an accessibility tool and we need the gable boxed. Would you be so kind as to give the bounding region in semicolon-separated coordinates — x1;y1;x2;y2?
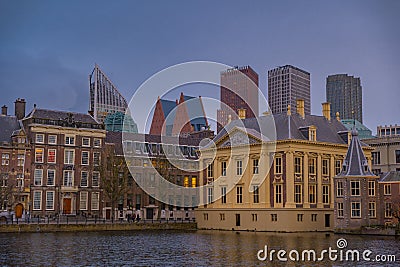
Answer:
217;128;261;148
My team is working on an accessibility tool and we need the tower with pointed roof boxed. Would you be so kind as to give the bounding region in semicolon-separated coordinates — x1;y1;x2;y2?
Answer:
334;127;380;230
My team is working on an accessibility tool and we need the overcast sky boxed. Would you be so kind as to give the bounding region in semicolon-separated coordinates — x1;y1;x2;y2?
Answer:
0;0;399;134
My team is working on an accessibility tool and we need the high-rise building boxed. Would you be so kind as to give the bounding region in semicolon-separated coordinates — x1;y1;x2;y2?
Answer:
268;65;311;115
217;66;259;133
89;64;128;124
326;74;363;123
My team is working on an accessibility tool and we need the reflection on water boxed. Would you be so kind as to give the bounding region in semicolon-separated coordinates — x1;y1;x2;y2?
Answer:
0;230;399;266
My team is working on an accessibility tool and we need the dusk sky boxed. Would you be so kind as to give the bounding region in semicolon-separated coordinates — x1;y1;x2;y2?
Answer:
0;0;399;134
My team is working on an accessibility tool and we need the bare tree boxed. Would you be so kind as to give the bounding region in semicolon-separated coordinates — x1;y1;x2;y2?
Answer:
0;174;16;212
390;196;400;228
100;145;128;222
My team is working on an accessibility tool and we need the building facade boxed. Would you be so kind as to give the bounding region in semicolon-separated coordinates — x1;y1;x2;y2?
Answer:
22;106;106;218
268;65;311;116
217;66;259;132
196;102;369;232
0;104;31;220
89;64;128;124
364;126;400;174
326;74;363;123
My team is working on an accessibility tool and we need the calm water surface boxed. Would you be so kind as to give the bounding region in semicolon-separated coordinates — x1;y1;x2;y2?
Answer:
0;230;399;266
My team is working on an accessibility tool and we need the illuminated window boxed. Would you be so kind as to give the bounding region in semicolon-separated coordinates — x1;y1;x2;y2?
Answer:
35;148;44;163
184;176;189;187
191;177;196;188
48;149;56;164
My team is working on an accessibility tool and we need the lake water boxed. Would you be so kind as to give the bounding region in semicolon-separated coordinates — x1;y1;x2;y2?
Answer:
0;230;399;266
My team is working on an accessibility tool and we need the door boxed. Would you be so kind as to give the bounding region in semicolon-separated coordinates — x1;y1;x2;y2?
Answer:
146;208;153;220
15;203;23;218
325;214;330;227
106;209;111;220
63;198;72;214
236;214;241;226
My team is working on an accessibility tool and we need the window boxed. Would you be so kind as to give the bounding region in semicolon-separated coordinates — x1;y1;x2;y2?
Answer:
371;152;380;165
337;202;344;217
385;202;392;218
309;158;316;175
48;149;56;164
81;171;88;187
236;186;243;203
295;184;302;204
183;176;189;187
65;136;75;145
322;159;329;176
271;214;278;222
64;150;74;164
396;150;400;164
207;187;213;203
36;134;44;143
91;192;99;210
47;169;55;186
93;138;101;148
351;202;361;218
311;214;317;222
322;185;329;204
384;184;391;195
34;169;43;186
17;154;24;167
275;184;282;203
253;185;259;203
294;157;302;174
369;202;376;218
275;156;282;174
92;172;100;187
221;161;227;176
35;148;44;163
203;213;209;221
1;153;10;166
221;187;227;204
350;181;360;196
82;137;90;147
220;213;225;221
63;170;73;187
297;214;303;222
80;191;88;210
253;159;259;174
252;214;258;222
93;152;100;166
207;163;213;178
16;174;24;188
46;191;54;210
33;191;42;210
81;151;89;165
236;160;242;175
309;185;316;204
48;135;57;145
309;128;316;141
337;181;343;197
335;160;342;175
191;177;196;188
368;181;375;196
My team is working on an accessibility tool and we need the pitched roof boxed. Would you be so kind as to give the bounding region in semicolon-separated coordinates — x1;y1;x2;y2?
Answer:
25;108;98;124
379;171;400;182
336;128;376;177
0;116;21;143
214;113;349;145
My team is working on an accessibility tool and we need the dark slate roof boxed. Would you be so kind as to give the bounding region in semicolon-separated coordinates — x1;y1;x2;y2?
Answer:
160;99;176;119
214;113;349;145
26;108;98;124
0;116;21;143
336;129;376;177
106;131;204;155
185;96;207;130
380;171;400;182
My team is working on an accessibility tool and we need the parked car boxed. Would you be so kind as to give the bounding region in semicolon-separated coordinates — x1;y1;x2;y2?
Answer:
0;211;12;222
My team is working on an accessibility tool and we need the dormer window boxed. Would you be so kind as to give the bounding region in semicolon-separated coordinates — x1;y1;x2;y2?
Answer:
309;126;317;141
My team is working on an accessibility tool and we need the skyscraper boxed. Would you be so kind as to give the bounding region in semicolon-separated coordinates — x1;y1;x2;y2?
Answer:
326;74;363;123
217;66;259;132
89;64;128;124
268;65;311;115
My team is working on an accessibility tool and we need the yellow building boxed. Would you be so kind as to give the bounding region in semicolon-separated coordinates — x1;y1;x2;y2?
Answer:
196;101;374;232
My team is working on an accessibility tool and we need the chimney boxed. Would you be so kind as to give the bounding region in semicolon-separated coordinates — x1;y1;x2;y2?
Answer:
296;99;305;118
322;102;331;121
1;105;7;116
14;98;26;120
238;108;246;119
